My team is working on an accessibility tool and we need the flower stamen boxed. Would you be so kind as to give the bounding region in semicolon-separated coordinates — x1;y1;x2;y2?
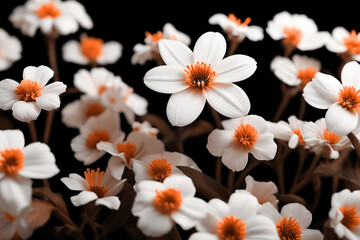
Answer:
233;123;259;150
84;168;108;198
153;188;182;215
343;30;360;55
85;103;105;118
323;129;341;145
340;206;360;231
228;14;251;26
116;142;137;165
297;66;317;88
14;79;43;102
337;86;360;111
145;31;163;42
81;37;103;61
184;61;216;89
217;216;247;240
276;217;302;240
283;27;303;46
292;128;306;146
86;130;111;149
148;158;172;182
36;2;61;19
0;148;24;177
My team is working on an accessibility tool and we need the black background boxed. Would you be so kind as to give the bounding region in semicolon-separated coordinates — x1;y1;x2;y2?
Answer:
0;1;359;239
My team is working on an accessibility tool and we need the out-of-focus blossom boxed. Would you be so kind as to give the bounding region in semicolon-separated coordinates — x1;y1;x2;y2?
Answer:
61;167;126;210
0;28;22;71
328;189;360;240
70;109;123;165
0;65;66;122
62;34;123;66
9;0;93;37
303;61;360;136
132;23;191;65
189;191;279;240
326;27;360;62
209;13;264;42
131;175;207;237
0;129;59;180
132;151;201;184
144;31;256;127
259;202;323;240
97;131;165;180
207;115;277;171
131;121;159;138
271;54;321;88
302;118;351;159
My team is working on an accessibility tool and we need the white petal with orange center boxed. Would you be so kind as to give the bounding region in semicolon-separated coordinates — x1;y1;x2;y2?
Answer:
281;203;312;229
158;39;193;67
97;41;122;65
22;65;54;86
36;81;66;111
193;32;226;67
325;103;358;136
271;56;300;86
62;40;89;64
341;61;360;89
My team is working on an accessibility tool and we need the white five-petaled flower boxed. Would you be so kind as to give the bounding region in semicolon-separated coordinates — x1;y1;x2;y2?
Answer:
61;167;126;210
207;115;277;171
0;28;22;71
209;13;264;42
144;31;256;127
328;189;360;240
62;34;123;66
9;0;93;37
303;61;360;136
326;27;360;62
189;191;279;240
131;121;159;138
259;202;323;240
131;175;207;238
0;65;67;122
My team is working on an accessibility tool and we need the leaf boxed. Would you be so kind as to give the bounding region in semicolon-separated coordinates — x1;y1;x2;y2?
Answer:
177;166;230;201
33;187;69;217
275;193;309;208
26;199;54;230
54;224;79;240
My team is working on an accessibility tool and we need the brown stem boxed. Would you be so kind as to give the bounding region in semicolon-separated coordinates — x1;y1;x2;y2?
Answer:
273;83;300;122
28;121;37;142
207;103;223;130
227;170;236;192
215;157;223;183
234;156;260;189
297;96;307;120
290;148;308;192
347;132;360;159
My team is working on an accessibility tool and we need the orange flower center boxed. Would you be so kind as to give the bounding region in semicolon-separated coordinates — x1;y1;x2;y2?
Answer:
153;188;182;215
340;206;360;231
276;217;302;240
36;2;61;19
323;129;341;145
292;128;306;146
297;66;318;88
228;14;251;26
116;142;137;164
81;37;104;61
233;123;259;150
98;85;107;95
86;130;111;149
337;86;360;111
343;30;360;55
217;216;247;240
145;31;163;42
283;27;303;46
85;103;105;118
0;148;24;177
148;158;172;182
184;61;216;89
14;79;43;102
5;212;16;222
84;168;108;198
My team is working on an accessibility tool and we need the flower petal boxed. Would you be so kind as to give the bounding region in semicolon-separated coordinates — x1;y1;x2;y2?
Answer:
281;203;312;229
107;156;126;180
61;174;88;191
62;40;89;65
23;65;54;86
245;215;280;239
250;133;277;160
228;192;258;220
97;41;122;64
193;32;226;66
12;101;41;122
95;196;120;210
325;103;358;136
206;129;234;157
70;191;98;207
0;79;19;110
0;129;25;150
222;145;249;171
136;207;173;237
158;39;193;67
36;82;67;111
341;61;360;89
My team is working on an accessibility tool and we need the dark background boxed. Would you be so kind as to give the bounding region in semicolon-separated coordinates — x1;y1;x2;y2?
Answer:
0;1;359;239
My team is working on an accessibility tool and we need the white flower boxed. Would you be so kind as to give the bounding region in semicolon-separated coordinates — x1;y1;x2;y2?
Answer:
62;34;123;65
0;28;22;71
61;167;126;210
144;31;256;127
131;23;191;65
189;191;279;240
9;0;93;37
270;54;321;88
303;61;360;136
70;109;124;165
266;11;329;51
326;27;360;61
97;131;165;180
302;118;351;159
133;151;201;184
0;65;67;122
209;13;264;42
207;115;277;171
131;175;207;237
329;189;360;240
131;121;159;138
259;202;323;240
0;129;59;180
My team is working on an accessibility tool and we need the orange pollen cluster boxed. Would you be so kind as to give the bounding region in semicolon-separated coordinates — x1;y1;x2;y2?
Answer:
292;128;306;146
5;212;16;222
337;86;360;111
98;85;107;95
148;158;172;182
276;217;302;240
145;31;163;42
81;37;104;61
297;66;318;88
14;79;43;102
233;123;259;150
84;168;108;198
184;61;216;89
36;2;61;18
323;129;341;145
116;142;137;164
228;14;251;26
0;148;24;177
85;103;105;118
86;130;111;149
340;206;360;231
217;216;247;240
343;30;360;55
283;27;303;46
153;188;182;215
